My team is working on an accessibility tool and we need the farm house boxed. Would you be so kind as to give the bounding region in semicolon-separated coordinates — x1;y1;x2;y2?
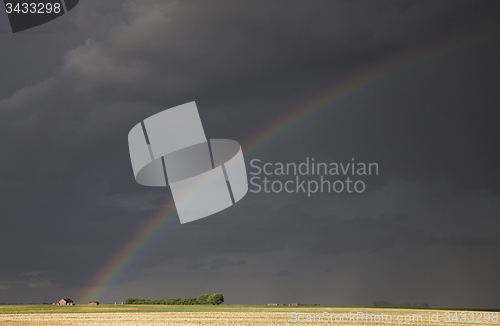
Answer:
56;298;74;306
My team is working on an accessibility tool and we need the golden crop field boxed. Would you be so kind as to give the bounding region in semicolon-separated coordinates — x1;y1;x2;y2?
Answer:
0;305;498;325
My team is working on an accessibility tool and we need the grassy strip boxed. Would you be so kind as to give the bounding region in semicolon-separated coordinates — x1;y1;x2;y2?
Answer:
0;304;498;315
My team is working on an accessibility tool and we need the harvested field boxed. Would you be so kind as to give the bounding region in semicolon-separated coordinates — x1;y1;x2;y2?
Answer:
0;305;498;325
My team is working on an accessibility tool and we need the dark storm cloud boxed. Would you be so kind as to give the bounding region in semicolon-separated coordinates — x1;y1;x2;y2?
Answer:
54;0;500;117
135;197;500;264
208;258;246;271
0;0;499;306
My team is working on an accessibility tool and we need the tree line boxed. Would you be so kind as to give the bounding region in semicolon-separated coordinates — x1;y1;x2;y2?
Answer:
373;301;429;308
125;293;224;305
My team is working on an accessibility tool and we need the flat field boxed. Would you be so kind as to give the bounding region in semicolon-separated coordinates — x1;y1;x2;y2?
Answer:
0;305;498;325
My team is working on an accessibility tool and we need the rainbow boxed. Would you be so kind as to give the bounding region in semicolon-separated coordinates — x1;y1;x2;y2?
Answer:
78;202;178;303
77;30;495;303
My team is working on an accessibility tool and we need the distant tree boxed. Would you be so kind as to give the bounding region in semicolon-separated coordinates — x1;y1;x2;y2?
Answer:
125;295;221;306
186;298;199;305
208;293;224;305
373;301;390;307
198;294;210;304
420;303;429;308
413;303;418;307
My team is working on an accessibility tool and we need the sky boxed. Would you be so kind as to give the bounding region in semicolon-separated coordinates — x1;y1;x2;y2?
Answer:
0;0;500;308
